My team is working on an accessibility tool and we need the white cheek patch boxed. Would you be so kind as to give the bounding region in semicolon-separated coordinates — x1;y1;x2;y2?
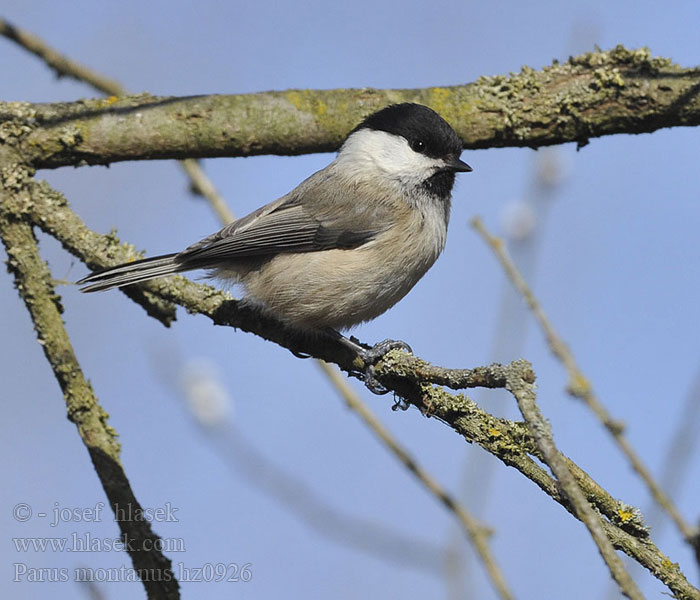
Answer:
337;129;444;189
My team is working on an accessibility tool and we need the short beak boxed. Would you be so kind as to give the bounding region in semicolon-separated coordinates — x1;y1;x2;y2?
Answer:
445;156;473;173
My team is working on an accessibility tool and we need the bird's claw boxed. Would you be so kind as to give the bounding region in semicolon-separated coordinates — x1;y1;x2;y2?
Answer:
359;339;413;395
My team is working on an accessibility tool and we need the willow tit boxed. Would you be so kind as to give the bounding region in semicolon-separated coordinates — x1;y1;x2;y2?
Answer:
79;103;471;387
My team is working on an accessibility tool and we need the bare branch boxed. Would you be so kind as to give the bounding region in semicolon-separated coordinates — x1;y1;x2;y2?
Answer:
0;18;235;224
472;217;699;550
646;365;700;569
207;422;446;574
179;157;235;223
0;46;697;169
390;360;696;600
503;363;644;599
0;163;179;599
11;180;698;599
317;362;514;600
0;18;122;93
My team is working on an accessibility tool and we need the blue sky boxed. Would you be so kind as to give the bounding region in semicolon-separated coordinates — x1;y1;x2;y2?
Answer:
2;1;699;599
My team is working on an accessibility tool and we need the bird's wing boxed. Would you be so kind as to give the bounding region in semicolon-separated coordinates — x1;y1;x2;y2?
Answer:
177;173;390;264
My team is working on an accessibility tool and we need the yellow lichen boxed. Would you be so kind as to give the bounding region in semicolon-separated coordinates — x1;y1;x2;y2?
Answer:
591;67;625;90
428;87;452;115
660;558;677;570
617;508;634;523
284;90;305;110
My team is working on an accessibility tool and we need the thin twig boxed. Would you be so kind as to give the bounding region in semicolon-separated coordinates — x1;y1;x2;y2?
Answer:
179;157;235;223
0;18;122;92
318;361;514;600
644;365;700;568
503;363;645;600
0;17;233;222
207;423;446;574
154;353;446;574
472;216;698;548
78;578;107;600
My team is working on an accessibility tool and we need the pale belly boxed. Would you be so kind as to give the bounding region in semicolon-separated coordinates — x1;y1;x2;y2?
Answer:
237;229;445;330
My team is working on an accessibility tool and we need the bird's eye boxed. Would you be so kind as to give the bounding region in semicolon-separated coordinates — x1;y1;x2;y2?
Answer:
411;139;426;153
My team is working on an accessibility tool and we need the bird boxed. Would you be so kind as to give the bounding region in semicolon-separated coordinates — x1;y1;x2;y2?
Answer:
78;103;472;391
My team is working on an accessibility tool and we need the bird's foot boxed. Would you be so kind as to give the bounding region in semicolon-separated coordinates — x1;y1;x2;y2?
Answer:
320;330;413;395
357;339;413;395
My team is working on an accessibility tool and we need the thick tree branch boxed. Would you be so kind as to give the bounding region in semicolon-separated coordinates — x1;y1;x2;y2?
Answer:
1;46;698;169
0;161;179;599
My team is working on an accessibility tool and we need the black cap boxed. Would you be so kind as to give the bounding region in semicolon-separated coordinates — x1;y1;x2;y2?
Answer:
354;103;465;163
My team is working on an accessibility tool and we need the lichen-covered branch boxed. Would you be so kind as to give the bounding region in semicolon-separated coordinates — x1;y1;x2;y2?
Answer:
378;359;696;600
9;178;698;600
504;363;644;599
317;361;514;600
472;216;700;556
1;46;698;169
0;160;180;600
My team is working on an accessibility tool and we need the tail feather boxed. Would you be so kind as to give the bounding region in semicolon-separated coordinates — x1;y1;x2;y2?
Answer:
78;253;183;292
